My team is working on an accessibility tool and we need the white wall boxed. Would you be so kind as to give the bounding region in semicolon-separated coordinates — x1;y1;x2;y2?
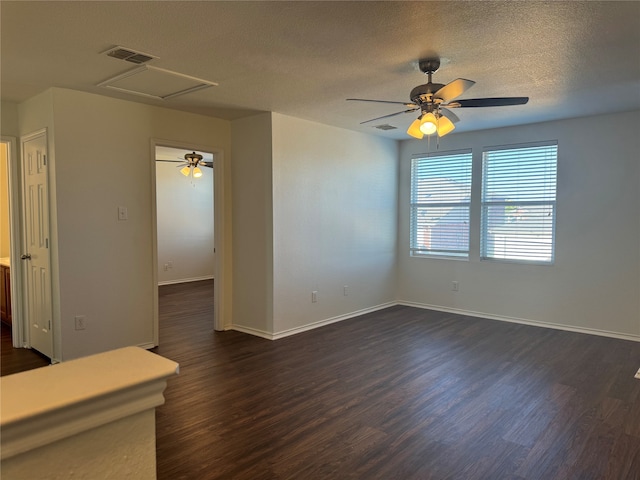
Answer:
1;101;20;137
397;110;640;339
18;88;232;360
230;113;274;334
155;159;214;284
271;114;398;335
231;113;398;337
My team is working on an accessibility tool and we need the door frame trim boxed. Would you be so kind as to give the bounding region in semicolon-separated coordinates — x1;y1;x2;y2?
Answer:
2;136;24;347
150;139;225;344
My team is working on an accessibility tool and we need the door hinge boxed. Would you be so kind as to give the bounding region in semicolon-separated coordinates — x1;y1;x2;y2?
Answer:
48;320;51;330
46;238;49;248
43;154;47;166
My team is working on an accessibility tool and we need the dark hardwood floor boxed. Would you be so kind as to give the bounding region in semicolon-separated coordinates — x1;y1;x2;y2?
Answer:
153;281;640;480
1;322;50;376
3;280;639;479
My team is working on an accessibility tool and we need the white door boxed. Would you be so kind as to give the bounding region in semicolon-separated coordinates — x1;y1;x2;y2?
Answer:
21;130;53;358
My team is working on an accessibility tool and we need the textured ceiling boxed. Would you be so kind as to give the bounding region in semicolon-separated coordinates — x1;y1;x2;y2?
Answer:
1;1;639;139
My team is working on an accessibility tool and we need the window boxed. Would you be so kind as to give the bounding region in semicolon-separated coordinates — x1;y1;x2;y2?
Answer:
481;143;558;264
410;151;472;258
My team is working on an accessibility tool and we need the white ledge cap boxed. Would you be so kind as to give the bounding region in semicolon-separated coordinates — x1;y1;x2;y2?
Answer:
1;347;179;459
1;346;179;425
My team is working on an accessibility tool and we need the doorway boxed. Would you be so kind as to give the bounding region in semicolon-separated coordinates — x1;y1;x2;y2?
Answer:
1;136;24;349
151;141;224;345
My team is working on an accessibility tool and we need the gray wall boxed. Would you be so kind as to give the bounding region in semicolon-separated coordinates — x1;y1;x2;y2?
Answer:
15;88;232;360
397;110;640;339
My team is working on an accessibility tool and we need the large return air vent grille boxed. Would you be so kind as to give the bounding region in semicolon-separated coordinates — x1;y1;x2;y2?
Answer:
103;46;157;64
97;65;218;100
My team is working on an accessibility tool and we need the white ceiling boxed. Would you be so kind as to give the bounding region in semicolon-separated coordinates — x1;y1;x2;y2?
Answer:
2;1;639;140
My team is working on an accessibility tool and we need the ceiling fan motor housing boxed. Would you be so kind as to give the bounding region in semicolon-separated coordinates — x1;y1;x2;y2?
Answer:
410;83;446;107
185;151;203;166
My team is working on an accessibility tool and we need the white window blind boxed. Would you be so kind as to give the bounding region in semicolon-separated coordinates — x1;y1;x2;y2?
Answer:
481;143;558;264
410;151;472;258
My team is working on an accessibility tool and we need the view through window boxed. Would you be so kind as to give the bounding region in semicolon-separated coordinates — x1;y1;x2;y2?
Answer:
410;142;558;264
481;143;558;264
410;150;472;258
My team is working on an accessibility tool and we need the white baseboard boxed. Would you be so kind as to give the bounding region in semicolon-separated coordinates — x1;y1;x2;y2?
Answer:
226;324;274;340
398;301;640;343
227;302;397;341
271;302;397;340
224;300;639;343
158;275;214;286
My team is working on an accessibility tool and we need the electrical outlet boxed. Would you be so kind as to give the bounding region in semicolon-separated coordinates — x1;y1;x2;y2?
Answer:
163;264;169;271
75;315;86;331
167;261;173;269
117;206;128;221
312;291;318;303
343;285;349;296
452;281;459;292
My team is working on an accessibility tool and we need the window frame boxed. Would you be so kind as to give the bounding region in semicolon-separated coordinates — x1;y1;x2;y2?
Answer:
480;141;558;265
409;149;473;259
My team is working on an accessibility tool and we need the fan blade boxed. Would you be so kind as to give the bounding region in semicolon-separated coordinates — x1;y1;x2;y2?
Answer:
156;159;182;163
360;108;419;125
439;107;460;124
446;97;529;108
434;78;475;103
348;98;417;108
200;162;214;169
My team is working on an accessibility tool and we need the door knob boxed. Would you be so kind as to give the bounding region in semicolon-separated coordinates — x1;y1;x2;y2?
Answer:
21;254;31;260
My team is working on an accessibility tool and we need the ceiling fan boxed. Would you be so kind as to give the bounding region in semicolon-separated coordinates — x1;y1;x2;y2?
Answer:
347;58;529;139
156;151;212;178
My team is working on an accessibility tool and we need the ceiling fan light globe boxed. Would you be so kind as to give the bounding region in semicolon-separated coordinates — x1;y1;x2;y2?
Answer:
407;118;424;139
436;115;456;137
193;167;203;178
180;166;191;176
419;113;438;135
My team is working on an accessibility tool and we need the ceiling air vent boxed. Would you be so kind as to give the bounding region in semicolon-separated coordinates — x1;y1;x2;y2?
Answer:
374;124;397;131
103;46;157;64
97;65;218;100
